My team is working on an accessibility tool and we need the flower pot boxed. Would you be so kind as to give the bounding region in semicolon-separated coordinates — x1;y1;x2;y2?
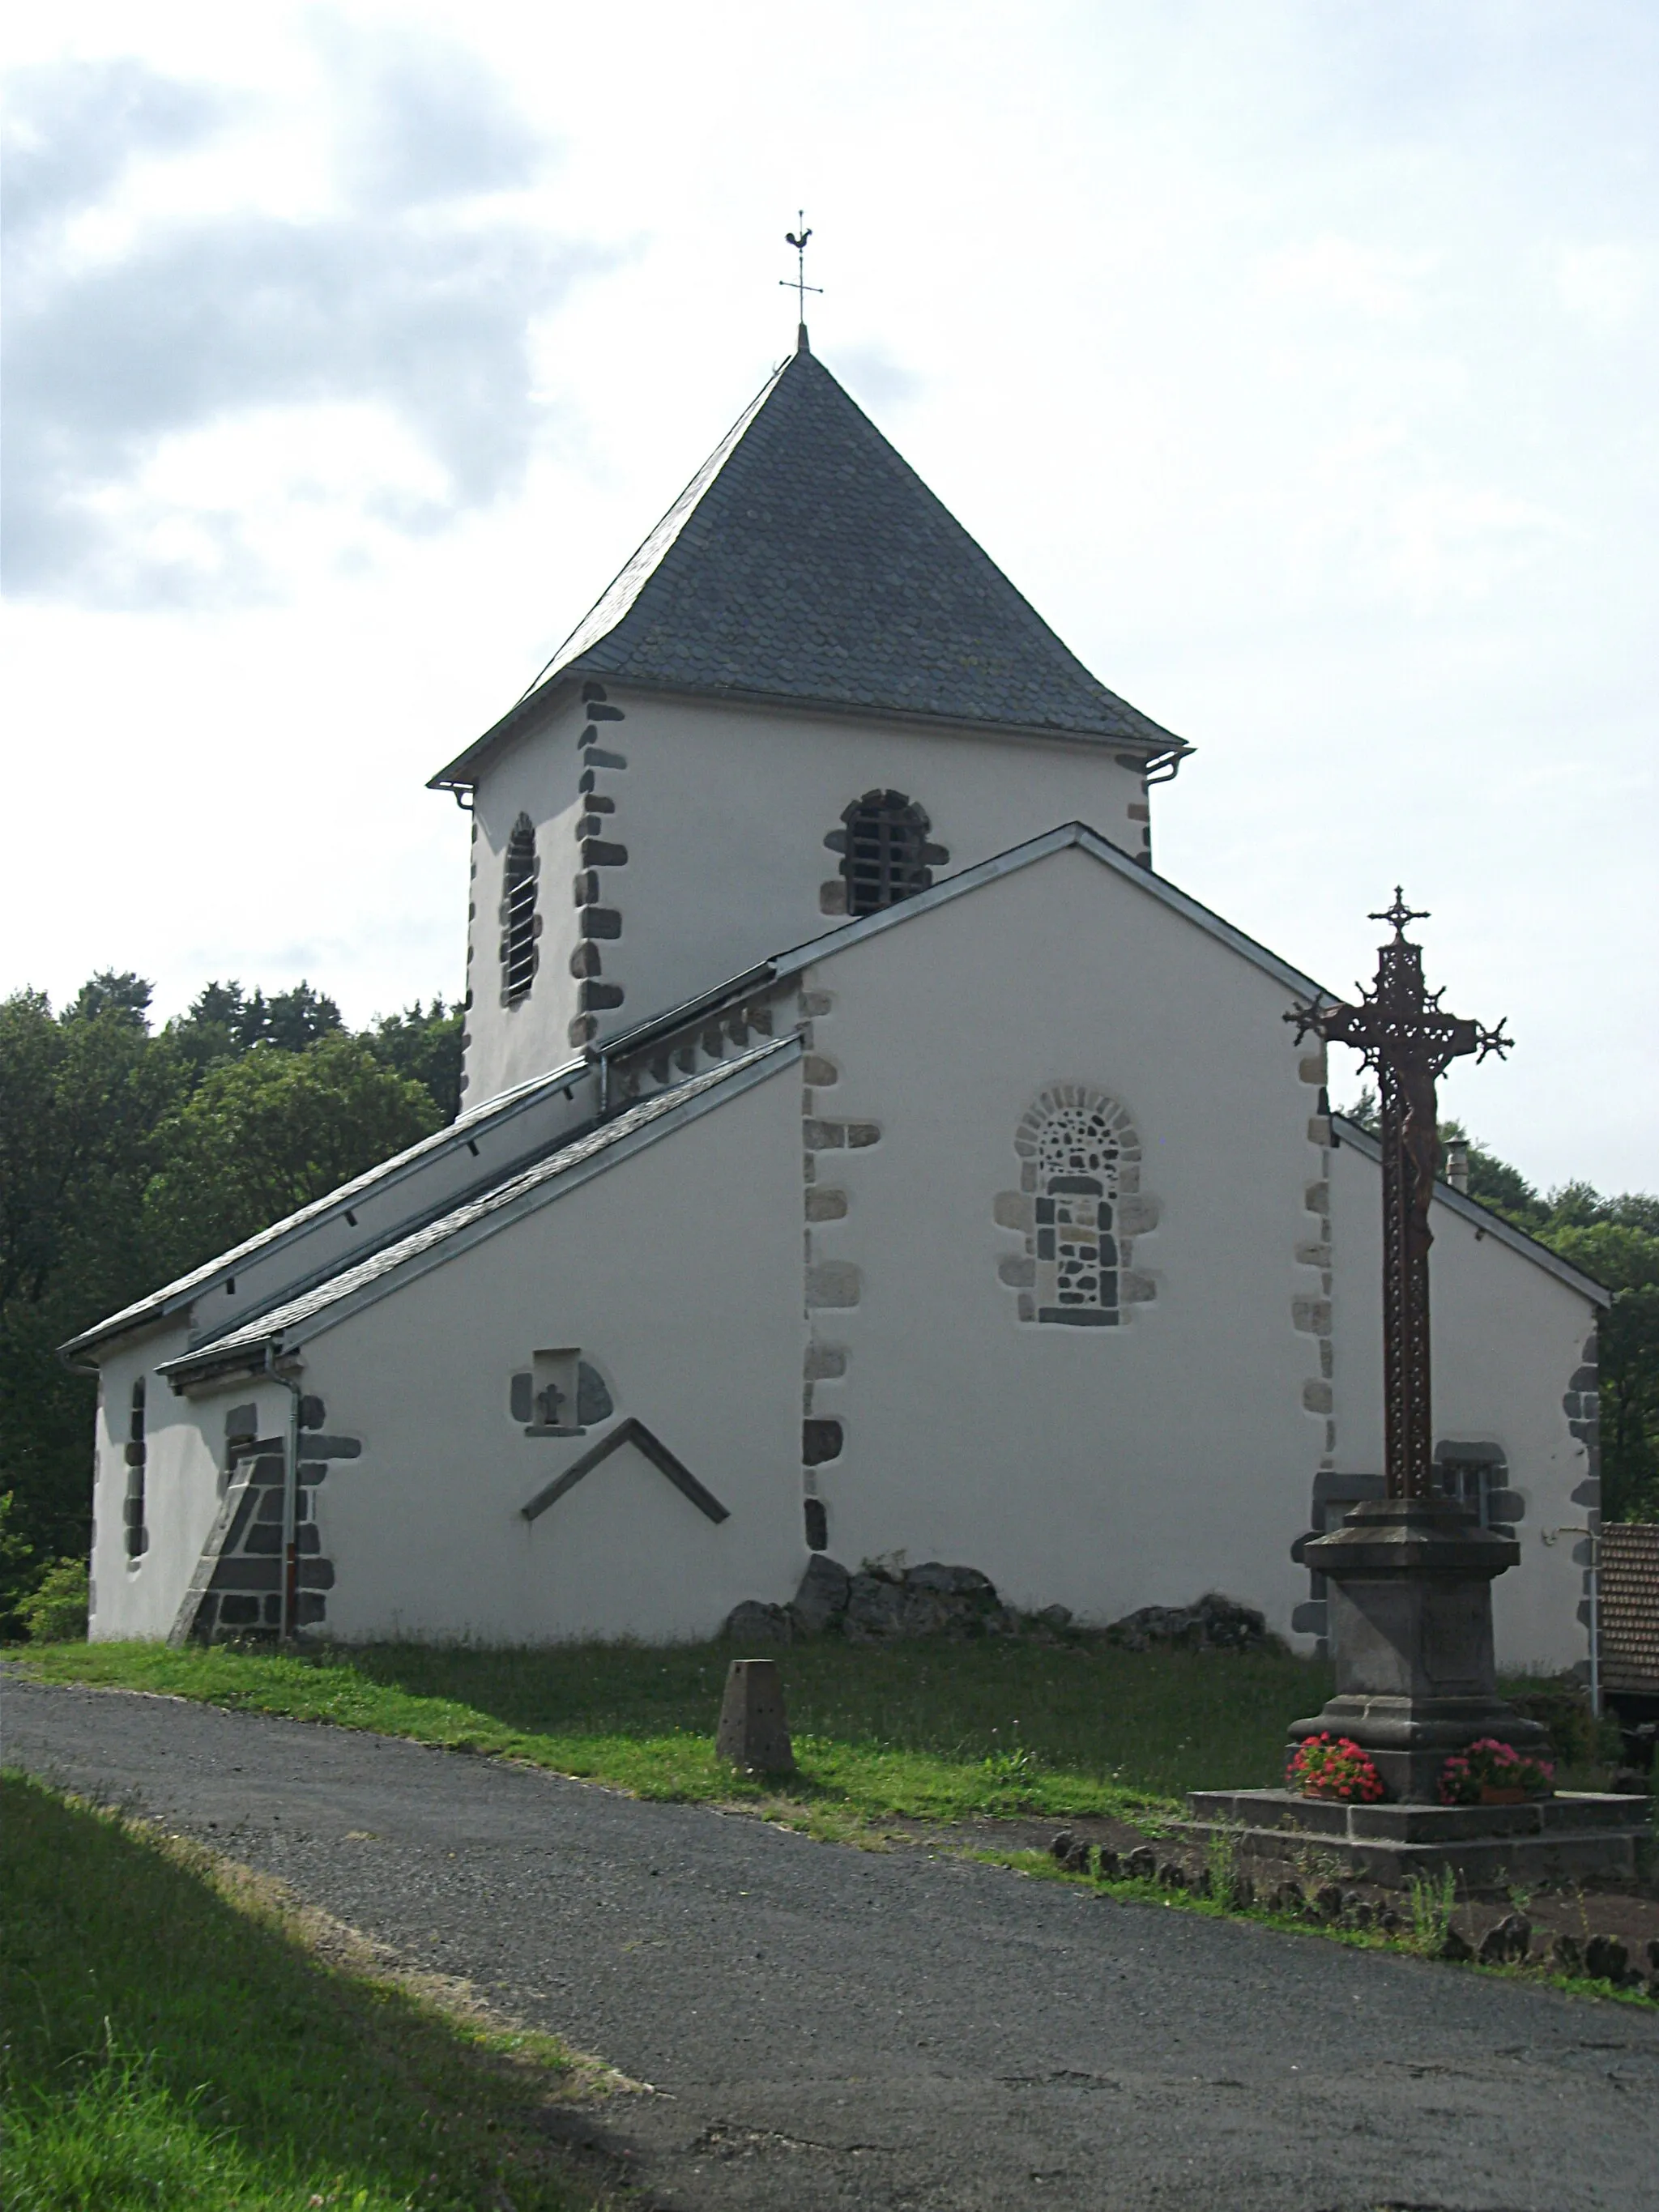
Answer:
1478;1785;1529;1806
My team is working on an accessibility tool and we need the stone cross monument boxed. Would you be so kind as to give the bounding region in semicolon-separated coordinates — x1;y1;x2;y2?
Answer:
1290;890;1509;1505
1282;895;1546;1801
1185;897;1648;1881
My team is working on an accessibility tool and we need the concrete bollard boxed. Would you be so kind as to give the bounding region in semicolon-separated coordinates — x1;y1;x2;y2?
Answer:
715;1657;795;1776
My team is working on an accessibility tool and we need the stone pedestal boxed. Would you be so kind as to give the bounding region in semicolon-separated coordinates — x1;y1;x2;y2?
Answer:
715;1658;795;1775
1289;1495;1548;1801
1181;1788;1649;1889
1183;1496;1653;1884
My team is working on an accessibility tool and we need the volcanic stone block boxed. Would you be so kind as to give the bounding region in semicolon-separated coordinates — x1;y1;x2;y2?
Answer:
715;1659;795;1775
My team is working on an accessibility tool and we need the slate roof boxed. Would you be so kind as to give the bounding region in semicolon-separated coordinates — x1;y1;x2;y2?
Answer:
432;339;1186;787
157;1037;800;1377
63;1054;595;1357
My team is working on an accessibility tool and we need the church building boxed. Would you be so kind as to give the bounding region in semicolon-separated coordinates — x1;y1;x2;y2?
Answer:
72;332;1607;1670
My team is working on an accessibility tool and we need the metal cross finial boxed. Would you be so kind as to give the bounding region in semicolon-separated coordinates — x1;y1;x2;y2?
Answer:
1370;886;1430;938
780;211;822;339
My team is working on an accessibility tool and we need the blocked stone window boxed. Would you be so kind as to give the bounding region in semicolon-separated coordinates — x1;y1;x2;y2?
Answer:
998;1089;1154;1328
510;1357;614;1436
1435;1443;1520;1534
500;813;539;1004
124;1377;148;1560
1035;1104;1122;1323
834;791;938;916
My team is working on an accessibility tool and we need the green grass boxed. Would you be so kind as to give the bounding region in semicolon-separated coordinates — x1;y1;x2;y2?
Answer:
0;1771;616;2211
13;1634;1333;1823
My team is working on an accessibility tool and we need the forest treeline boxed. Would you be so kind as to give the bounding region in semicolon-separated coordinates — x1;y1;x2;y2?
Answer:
0;975;1654;1634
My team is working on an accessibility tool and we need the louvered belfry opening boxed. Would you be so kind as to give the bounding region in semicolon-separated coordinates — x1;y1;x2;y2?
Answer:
840;791;932;916
501;812;539;1003
124;1377;148;1560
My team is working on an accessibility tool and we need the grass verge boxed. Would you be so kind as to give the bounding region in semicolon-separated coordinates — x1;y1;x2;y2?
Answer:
12;1634;1337;1822
0;1771;621;2212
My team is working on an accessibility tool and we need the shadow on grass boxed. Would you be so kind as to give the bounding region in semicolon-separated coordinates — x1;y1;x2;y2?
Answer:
13;1633;1337;1815
0;1772;608;2212
331;1634;1335;1808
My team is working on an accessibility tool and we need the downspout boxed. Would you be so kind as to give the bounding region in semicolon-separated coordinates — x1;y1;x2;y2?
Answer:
262;1342;305;1643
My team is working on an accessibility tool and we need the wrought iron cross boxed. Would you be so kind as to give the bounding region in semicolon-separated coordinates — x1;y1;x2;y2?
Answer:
780;212;822;330
1287;893;1510;1502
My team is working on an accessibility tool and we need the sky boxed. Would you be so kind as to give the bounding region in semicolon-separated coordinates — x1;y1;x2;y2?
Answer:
2;0;1654;1193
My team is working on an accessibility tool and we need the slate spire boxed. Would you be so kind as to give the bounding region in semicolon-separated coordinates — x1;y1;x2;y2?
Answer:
436;347;1183;786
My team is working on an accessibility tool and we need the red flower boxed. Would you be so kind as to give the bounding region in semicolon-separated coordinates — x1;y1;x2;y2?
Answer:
1287;1733;1385;1803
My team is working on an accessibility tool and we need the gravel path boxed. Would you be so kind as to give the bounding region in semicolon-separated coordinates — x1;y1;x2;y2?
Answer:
6;1677;1657;2212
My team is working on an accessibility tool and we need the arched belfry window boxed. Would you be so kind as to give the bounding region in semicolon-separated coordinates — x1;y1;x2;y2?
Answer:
832;791;941;917
500;813;539;1004
996;1089;1157;1328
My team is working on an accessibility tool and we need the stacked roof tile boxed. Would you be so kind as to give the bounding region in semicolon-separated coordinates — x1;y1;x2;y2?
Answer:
1601;1522;1659;1694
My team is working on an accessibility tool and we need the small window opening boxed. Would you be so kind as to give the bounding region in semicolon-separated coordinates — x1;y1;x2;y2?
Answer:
1436;1451;1509;1529
838;791;933;916
124;1377;148;1561
501;812;539;1003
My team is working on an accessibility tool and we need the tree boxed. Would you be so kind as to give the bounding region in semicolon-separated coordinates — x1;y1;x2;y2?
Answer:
363;999;464;1123
0;985;190;1625
141;1033;441;1280
168;979;344;1074
1535;1219;1659;1524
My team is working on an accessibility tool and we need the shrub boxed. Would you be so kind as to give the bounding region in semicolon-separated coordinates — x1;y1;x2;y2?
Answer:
20;1557;89;1643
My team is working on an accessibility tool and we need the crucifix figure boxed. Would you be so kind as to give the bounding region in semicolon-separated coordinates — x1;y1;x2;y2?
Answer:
1288;893;1509;1502
780;212;822;342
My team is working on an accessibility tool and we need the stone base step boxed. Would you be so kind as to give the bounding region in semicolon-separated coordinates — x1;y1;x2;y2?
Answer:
1180;1788;1650;1890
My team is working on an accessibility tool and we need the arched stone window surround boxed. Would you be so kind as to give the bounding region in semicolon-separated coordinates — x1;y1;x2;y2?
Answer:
500;812;540;1005
823;791;948;917
995;1088;1159;1327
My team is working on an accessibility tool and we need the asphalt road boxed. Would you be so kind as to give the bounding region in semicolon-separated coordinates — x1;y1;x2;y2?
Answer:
6;1677;1657;2212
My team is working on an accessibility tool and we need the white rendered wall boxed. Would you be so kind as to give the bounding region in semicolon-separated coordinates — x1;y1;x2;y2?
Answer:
288;1060;806;1643
794;842;1330;1637
463;684;1153;1105
88;1329;288;1643
1328;1138;1596;1675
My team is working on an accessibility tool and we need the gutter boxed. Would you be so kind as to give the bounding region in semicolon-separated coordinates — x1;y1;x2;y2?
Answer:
262;1344;306;1644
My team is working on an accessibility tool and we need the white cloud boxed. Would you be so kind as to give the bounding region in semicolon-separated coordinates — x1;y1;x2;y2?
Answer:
1;33;611;605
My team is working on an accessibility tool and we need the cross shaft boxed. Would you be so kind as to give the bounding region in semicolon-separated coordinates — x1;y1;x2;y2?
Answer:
1288;894;1508;1500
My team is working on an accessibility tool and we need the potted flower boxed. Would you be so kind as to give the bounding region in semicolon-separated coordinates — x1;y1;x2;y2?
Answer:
1286;1733;1386;1803
1438;1738;1554;1807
